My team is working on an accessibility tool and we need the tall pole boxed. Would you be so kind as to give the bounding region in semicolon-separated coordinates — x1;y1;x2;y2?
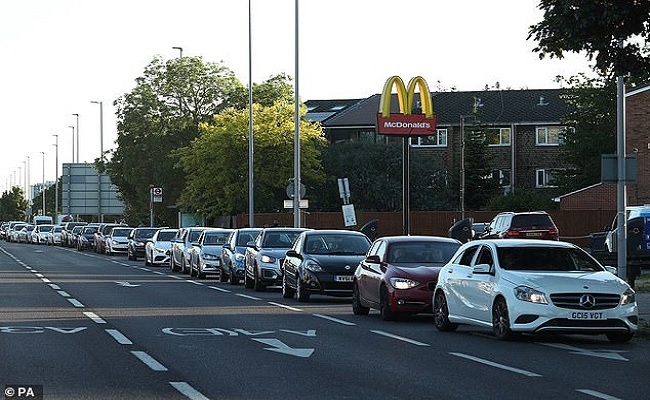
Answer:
616;74;627;281
53;134;59;224
41;152;45;215
91;101;103;222
22;161;27;199
68;126;75;164
26;156;30;202
292;0;301;228
172;46;183;58
248;0;255;228
72;113;79;163
460;116;466;220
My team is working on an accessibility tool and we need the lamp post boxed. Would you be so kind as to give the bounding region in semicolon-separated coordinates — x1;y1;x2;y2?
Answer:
72;113;79;163
53;134;59;224
293;0;301;228
26;156;30;203
91;100;103;222
68;125;75;163
172;46;183;58
41;151;45;215
248;0;254;228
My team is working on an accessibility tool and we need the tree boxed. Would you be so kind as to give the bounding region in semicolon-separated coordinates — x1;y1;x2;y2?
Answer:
104;55;245;226
175;100;326;217
528;0;650;77
0;187;29;221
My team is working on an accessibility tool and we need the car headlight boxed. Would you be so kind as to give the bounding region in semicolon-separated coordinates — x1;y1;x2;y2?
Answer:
304;260;322;272
261;255;276;263
389;277;420;290
235;253;245;261
620;288;636;305
154;247;166;253
514;286;548;304
203;253;219;260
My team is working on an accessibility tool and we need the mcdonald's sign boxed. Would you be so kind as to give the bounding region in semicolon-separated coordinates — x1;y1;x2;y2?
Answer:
376;76;437;136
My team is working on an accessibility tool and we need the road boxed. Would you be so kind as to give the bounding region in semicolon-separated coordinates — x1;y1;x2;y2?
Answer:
1;241;649;400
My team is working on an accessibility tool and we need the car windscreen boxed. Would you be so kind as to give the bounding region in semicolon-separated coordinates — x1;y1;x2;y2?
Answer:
511;214;553;227
157;231;176;241
236;231;259;246
83;227;97;234
497;246;603;272
135;229;157;239
204;232;230;245
388;241;460;264
112;228;133;237
262;231;303;248
188;230;204;242
305;234;370;255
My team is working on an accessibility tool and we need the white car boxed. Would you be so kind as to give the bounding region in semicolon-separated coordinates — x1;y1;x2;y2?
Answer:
32;224;54;244
433;239;638;342
105;227;134;255
145;228;178;266
46;226;63;246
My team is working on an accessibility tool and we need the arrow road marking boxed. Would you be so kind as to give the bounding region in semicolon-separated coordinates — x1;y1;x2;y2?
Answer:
115;281;140;287
252;338;314;358
538;343;629;361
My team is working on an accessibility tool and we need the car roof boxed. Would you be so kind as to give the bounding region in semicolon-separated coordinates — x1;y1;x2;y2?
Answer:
377;235;461;244
467;239;574;248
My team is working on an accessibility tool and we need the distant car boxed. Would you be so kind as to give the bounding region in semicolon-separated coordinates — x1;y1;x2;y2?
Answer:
69;225;86;249
169;227;209;273
76;225;98;251
244;227;309;291
353;236;461;320
220;228;262;284
18;225;35;243
61;222;88;247
94;223;127;254
144;228;178;266
479;211;559;240
32;224;54;245
105;227;134;256
126;227;160;261
46;225;63;246
282;229;371;302
188;228;233;279
433;239;638;342
8;223;27;242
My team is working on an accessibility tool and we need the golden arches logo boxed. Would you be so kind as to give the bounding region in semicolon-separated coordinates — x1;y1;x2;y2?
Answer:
376;76;436;136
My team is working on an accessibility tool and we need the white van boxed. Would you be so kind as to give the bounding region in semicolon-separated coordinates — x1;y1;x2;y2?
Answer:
33;215;53;225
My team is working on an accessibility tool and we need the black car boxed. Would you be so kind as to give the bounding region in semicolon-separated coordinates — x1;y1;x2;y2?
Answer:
77;225;99;251
127;227;160;261
281;230;371;302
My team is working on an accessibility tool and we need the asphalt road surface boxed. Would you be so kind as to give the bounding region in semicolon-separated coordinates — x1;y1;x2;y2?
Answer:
1;241;649;400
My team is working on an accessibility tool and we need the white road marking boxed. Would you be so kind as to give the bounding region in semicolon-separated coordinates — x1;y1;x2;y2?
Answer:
41;278;51;283
187;280;204;286
131;351;168;371
106;329;133;345
83;312;106;324
168;275;183;280
48;284;61;290
209;286;230;293
370;330;430;346
67;299;85;308
450;352;542;377
35;273;44;278
576;389;622;400
236;293;261;300
169;382;210;400
57;291;70;297
268;302;303;312
252;338;315;358
152;271;165;275
313;314;356;326
538;342;629;361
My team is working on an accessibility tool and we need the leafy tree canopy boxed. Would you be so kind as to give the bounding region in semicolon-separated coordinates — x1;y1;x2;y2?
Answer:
0;187;29;221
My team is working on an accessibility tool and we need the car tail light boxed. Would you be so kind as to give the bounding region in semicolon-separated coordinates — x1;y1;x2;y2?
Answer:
505;229;521;238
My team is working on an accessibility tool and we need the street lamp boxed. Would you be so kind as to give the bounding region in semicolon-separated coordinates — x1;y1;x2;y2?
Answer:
41;151;46;216
248;0;254;228
172;46;183;58
68;126;75;163
91;100;103;222
53;134;59;224
72;113;79;163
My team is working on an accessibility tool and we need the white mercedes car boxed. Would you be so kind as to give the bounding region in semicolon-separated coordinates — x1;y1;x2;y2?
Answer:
433;239;638;342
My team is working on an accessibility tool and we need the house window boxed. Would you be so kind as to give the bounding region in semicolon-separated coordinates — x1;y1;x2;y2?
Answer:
487;128;510;146
412;129;447;147
536;169;558;187
536;126;563;145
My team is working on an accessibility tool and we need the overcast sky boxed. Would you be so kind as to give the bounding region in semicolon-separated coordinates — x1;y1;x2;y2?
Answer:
0;0;594;193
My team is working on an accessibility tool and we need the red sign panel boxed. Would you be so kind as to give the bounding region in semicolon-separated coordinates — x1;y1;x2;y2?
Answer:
376;113;437;136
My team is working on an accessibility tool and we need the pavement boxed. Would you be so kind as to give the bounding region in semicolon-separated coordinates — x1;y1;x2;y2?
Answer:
637;292;650;338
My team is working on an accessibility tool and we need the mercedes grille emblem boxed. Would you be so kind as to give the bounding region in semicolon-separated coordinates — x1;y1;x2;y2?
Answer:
579;294;596;309
345;265;351;270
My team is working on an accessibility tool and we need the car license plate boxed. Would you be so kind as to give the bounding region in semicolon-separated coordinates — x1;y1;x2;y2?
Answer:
568;311;604;320
526;232;543;237
334;275;353;282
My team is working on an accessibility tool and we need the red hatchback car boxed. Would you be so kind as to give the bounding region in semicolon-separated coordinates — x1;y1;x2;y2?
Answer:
352;236;461;321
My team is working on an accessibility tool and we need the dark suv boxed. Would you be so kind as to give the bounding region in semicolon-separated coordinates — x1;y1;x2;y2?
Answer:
479;211;559;240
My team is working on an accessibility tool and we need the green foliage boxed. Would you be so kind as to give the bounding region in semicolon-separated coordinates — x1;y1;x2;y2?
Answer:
529;0;650;78
484;191;558;212
0;187;29;221
175;101;326;216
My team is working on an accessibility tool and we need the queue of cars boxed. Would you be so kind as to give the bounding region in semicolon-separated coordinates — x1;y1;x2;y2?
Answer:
0;213;639;343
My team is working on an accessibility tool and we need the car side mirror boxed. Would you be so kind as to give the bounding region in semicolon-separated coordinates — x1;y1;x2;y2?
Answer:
246;241;256;248
603;265;618;276
365;255;381;264
285;249;300;258
222;243;232;251
472;263;492;274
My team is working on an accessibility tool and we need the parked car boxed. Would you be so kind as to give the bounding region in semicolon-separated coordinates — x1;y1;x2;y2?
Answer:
32;224;54;245
188;228;233;279
76;225;98;250
282;229;371;302
221;228;262;284
432;239;638;342
126;227;160;261
61;222;88;247
94;223;127;254
353;236;461;320
144;228;178;266
105;227;134;256
47;225;63;246
6;221;26;242
244;227;309;291
69;225;86;249
479;211;559;240
169;227;209;273
17;225;35;243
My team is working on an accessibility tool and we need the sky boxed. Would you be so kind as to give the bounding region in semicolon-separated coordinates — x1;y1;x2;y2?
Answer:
0;0;595;195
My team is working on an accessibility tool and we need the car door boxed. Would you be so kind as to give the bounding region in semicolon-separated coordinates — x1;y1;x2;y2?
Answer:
356;239;385;308
462;244;498;323
442;244;480;318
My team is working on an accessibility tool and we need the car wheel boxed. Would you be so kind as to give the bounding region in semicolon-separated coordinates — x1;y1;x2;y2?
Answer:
433;291;458;332
492;297;518;340
229;267;239;285
190;261;197;277
606;332;634;343
296;274;310;303
282;271;295;299
352;282;370;316
380;285;398;321
253;266;266;292
244;271;254;289
219;268;228;283
181;257;189;274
